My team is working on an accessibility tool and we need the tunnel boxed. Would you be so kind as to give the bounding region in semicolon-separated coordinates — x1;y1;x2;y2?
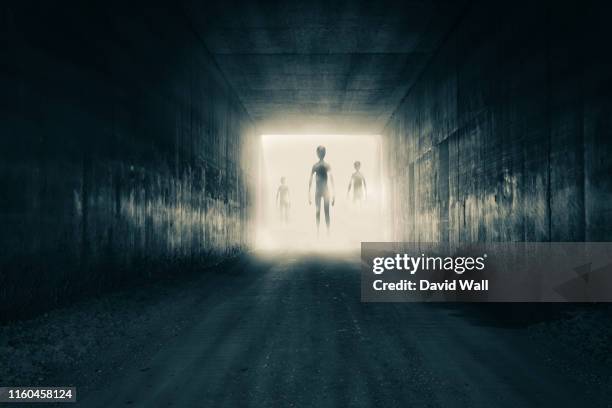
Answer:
1;0;612;406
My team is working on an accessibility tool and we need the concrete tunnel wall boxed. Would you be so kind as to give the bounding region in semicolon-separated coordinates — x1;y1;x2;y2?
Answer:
0;1;258;318
383;1;612;244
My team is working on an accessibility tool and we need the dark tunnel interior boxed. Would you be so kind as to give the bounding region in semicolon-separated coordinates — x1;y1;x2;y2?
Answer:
1;0;612;406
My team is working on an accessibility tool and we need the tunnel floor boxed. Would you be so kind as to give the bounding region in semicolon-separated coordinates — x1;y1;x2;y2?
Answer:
2;253;610;407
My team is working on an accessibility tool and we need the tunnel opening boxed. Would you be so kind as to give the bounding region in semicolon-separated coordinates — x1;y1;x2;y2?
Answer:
255;134;389;251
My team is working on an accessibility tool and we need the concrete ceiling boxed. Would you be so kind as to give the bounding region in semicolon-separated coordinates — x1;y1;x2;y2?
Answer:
184;0;464;134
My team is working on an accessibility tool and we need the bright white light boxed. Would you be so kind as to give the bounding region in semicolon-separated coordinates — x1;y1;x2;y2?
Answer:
256;134;388;251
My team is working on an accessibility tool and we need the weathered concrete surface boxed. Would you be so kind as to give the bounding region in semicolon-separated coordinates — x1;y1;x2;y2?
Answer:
3;0;612;318
0;1;257;318
383;1;612;244
74;254;592;407
184;0;467;134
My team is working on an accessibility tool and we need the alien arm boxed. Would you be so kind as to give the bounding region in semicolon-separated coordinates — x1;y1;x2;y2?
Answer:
308;169;314;203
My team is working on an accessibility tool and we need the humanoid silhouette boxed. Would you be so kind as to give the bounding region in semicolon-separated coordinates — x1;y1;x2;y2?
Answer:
308;145;335;235
276;177;290;224
347;161;367;204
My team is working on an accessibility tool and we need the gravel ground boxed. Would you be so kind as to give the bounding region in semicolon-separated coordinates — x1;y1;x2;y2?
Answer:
528;306;612;405
1;255;611;406
0;255;251;398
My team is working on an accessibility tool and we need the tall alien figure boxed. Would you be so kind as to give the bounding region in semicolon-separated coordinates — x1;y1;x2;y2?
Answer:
308;145;335;235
